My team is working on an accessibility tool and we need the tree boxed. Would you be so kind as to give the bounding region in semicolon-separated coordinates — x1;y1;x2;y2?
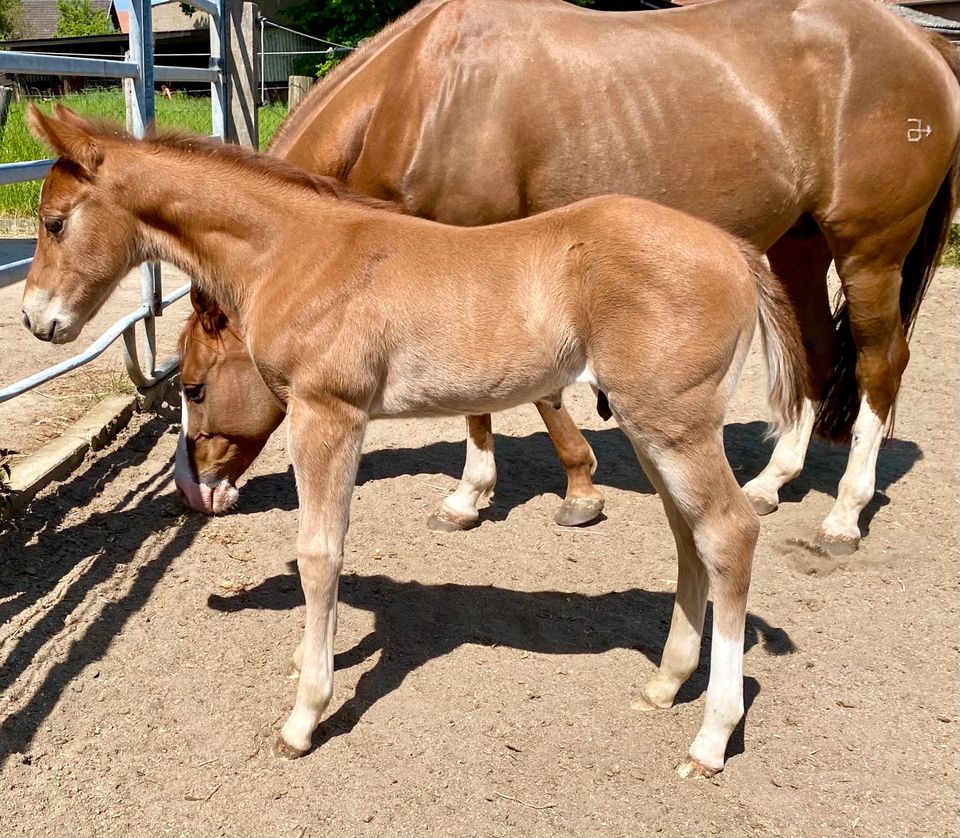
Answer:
0;0;25;40
285;0;598;77
54;0;115;37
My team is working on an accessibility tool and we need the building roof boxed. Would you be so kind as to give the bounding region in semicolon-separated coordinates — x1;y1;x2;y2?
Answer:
19;0;114;39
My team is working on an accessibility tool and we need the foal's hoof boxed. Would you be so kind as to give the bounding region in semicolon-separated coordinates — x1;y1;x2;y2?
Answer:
426;506;479;533
676;756;721;780
631;691;672;713
554;496;605;527
743;488;778;516
273;735;308;761
815;529;860;558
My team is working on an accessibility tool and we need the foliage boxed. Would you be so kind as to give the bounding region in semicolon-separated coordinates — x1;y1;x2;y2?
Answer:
54;0;115;37
0;0;24;39
942;224;960;268
284;0;598;77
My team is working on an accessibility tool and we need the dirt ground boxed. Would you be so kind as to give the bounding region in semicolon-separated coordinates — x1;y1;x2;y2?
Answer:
0;268;957;837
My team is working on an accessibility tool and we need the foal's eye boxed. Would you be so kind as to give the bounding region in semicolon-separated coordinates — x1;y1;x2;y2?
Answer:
183;382;205;403
43;217;64;237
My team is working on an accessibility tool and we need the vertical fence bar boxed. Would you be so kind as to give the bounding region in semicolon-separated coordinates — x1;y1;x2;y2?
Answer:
210;0;227;140
126;0;160;382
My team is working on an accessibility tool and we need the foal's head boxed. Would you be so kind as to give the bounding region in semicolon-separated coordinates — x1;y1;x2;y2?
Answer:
174;287;285;514
22;104;142;343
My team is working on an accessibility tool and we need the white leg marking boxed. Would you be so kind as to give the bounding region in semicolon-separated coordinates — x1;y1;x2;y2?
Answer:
442;417;496;521
682;628;744;776
819;396;885;549
743;399;815;513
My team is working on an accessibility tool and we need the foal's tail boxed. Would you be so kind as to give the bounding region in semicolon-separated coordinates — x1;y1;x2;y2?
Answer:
740;243;811;437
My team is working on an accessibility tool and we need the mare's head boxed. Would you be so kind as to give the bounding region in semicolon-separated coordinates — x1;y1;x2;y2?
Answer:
21;104;142;344
174;287;285;514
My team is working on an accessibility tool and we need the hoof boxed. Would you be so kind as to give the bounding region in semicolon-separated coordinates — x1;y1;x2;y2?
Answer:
815;529;859;558
744;489;778;516
676;756;720;780
426;506;479;533
631;691;672;713
273;735;308;761
286;663;300;680
554;496;605;527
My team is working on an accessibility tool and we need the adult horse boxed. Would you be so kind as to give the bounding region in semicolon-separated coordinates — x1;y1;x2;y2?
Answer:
170;0;960;555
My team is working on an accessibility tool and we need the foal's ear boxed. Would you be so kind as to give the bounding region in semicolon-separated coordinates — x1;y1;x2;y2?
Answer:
27;103;104;176
190;285;229;335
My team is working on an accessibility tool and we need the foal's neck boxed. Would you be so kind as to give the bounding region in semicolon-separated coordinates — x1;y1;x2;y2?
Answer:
115;142;332;321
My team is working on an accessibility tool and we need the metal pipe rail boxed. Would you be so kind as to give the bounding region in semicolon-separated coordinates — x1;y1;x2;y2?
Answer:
0;0;227;404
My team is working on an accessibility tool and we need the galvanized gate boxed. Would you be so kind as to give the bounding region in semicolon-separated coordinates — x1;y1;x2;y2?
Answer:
0;0;228;402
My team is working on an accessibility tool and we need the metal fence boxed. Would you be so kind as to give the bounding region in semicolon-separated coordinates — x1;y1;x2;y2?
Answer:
0;0;227;403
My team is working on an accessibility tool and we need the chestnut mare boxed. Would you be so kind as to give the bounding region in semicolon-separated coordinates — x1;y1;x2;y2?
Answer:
24;107;810;776
175;0;960;554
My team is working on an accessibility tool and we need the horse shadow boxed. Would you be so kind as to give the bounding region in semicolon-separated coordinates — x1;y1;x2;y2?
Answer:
209;567;795;762
237;421;922;538
0;416;207;765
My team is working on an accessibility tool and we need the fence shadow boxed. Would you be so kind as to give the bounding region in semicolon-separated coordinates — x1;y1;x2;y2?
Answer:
0;418;205;765
236;421;923;537
209;567;795;761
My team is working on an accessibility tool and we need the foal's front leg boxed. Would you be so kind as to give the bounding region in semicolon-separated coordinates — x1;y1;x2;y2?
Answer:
276;398;367;759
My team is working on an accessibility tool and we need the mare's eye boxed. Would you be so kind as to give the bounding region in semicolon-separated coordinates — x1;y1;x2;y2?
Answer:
183;382;205;403
44;217;64;237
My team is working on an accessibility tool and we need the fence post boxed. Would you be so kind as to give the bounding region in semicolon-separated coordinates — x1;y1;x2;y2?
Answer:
288;75;312;112
0;87;12;138
224;0;260;148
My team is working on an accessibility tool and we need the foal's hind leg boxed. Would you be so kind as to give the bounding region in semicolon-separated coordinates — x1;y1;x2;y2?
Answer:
623;425;758;777
744;229;834;514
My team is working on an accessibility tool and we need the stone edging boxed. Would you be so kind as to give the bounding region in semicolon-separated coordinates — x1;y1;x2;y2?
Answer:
2;374;179;516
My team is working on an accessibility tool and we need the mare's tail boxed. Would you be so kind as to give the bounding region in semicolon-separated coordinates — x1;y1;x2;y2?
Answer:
739;243;812;436
814;33;960;442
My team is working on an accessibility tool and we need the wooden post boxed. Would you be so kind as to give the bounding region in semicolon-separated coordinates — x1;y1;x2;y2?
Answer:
224;0;260;148
288;75;313;112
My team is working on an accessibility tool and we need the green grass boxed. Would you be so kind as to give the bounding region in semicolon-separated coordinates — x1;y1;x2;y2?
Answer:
0;89;286;219
942;223;960;267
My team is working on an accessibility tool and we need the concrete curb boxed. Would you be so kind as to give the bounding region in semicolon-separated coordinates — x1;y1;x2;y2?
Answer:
3;374;179;515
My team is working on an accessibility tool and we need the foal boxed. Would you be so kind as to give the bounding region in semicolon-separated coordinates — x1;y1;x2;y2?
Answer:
23;106;811;777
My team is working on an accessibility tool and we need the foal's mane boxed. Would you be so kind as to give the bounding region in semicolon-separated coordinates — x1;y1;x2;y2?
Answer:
141;128;405;213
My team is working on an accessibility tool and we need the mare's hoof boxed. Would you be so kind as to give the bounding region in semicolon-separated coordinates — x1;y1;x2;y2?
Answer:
554;496;605;527
744;489;778;516
273;735;308;761
676;756;721;780
426;506;479;533
815;529;860;558
631;690;672;713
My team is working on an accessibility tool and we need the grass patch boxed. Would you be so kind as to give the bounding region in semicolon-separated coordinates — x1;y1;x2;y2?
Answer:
941;223;960;268
0;89;286;219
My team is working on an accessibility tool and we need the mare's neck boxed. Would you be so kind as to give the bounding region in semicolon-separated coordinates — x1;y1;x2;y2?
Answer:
116;143;306;321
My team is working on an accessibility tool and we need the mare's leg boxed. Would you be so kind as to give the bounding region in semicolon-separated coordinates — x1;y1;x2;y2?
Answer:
428;414;496;532
815;221;919;555
619;416;758;777
276;398;367;758
536;400;605;526
743;227;835;514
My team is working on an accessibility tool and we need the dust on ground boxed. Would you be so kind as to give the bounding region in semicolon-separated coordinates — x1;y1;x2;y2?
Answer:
0;269;957;837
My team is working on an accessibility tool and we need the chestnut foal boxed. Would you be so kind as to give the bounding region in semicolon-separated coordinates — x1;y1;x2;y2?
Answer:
23;107;811;776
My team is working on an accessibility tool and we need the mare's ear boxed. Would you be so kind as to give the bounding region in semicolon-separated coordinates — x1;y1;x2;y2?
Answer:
26;103;104;176
190;285;229;335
